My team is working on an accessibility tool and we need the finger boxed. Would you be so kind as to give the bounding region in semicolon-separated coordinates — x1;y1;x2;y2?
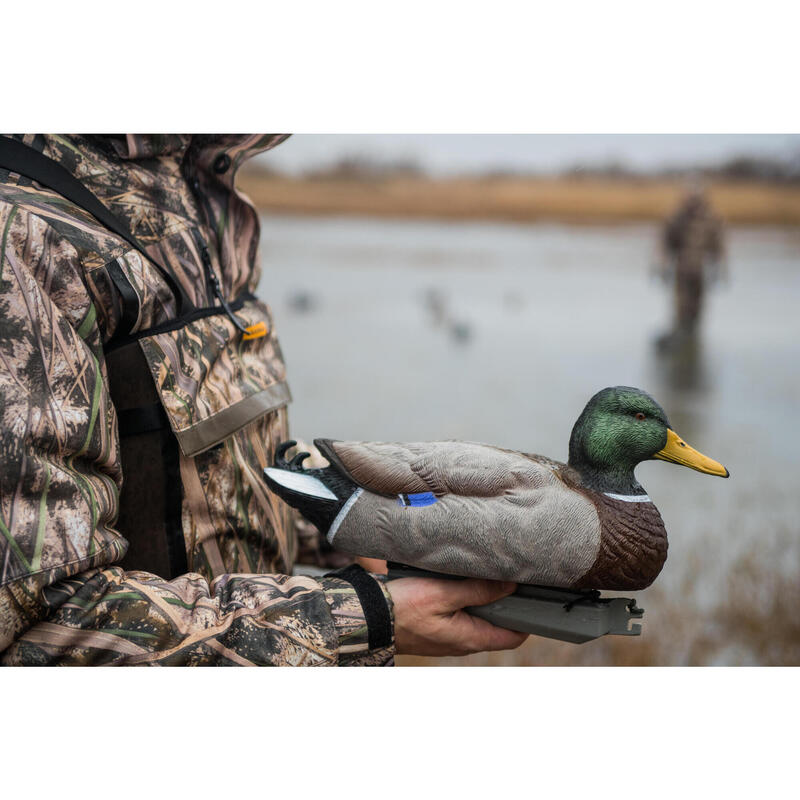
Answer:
357;557;387;574
454;611;529;654
434;578;517;613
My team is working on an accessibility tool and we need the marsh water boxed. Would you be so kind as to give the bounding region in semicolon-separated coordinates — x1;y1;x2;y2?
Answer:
257;214;800;665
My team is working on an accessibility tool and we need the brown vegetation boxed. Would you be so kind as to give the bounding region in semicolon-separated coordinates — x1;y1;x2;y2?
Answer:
238;169;800;226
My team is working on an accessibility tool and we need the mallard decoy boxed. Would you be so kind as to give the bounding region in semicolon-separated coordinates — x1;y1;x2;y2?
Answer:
264;386;728;591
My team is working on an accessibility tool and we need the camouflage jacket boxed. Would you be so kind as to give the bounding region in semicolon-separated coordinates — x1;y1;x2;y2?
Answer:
0;134;394;665
662;195;724;277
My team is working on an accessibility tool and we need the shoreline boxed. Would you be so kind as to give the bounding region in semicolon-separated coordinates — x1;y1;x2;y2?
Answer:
238;172;800;227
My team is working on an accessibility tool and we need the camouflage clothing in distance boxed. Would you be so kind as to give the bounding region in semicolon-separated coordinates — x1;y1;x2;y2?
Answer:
662;191;725;333
0;134;394;665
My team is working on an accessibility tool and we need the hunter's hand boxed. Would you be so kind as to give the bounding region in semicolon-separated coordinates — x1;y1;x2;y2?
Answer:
386;577;529;657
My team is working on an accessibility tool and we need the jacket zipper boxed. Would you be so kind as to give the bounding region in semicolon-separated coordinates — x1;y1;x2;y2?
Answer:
199;243;262;336
187;162;266;341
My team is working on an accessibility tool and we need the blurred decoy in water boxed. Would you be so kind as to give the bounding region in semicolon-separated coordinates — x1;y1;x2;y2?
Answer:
422;287;446;326
287;289;316;313
448;319;473;344
264;386;728;591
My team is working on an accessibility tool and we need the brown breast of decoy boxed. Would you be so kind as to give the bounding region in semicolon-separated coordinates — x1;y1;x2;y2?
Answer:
574;491;668;591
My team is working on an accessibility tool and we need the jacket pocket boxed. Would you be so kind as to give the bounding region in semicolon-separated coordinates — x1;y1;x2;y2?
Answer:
137;297;291;457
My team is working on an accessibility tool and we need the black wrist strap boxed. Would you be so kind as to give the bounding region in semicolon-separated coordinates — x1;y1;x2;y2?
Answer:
326;564;393;650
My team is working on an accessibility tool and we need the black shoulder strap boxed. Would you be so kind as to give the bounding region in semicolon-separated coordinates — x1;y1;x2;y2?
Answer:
0;136;192;315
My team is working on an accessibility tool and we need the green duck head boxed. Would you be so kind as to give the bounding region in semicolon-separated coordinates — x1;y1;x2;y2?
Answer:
567;386;729;495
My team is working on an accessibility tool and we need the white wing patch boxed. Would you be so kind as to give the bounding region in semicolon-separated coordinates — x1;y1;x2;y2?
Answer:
264;468;338;501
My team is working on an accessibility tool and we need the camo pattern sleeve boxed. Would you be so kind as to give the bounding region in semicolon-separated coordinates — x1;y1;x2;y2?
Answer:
0;198;394;666
0;568;394;666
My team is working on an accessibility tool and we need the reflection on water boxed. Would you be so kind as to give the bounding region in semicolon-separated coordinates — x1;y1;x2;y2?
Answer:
650;335;711;407
257;214;800;665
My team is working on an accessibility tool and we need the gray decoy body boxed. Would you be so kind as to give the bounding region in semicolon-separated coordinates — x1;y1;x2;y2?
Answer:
264;387;728;591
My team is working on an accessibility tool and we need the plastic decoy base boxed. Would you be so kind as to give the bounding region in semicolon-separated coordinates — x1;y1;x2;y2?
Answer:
386;563;644;644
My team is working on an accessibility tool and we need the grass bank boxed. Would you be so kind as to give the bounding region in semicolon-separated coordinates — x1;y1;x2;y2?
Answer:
238;171;800;226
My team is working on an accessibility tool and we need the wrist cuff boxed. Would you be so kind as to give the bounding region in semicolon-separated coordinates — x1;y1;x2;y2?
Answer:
325;564;393;650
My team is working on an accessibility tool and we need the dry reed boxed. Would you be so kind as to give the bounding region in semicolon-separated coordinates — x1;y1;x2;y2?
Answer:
239;171;800;227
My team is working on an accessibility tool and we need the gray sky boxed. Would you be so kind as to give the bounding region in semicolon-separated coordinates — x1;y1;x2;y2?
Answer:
257;134;799;176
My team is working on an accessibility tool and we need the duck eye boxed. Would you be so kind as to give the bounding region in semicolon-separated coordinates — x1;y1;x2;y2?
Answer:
635;412;646;421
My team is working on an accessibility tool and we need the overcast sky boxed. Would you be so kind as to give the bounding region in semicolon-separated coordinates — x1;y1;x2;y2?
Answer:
257;134;800;176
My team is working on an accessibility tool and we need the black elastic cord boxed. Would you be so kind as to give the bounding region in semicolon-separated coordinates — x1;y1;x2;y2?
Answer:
0;136;192;316
326;564;393;650
103;291;256;354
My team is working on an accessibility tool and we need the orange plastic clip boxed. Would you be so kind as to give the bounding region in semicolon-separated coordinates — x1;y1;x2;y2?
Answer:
243;321;268;340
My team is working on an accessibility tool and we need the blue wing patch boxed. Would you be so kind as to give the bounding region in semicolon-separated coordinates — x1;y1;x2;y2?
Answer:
398;492;438;507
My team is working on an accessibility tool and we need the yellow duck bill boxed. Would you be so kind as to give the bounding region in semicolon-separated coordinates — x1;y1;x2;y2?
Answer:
653;429;729;477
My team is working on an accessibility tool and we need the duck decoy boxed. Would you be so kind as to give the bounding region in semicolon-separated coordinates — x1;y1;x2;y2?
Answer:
264;386;728;597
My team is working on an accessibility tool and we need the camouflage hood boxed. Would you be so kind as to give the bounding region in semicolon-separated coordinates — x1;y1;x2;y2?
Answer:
84;133;282;162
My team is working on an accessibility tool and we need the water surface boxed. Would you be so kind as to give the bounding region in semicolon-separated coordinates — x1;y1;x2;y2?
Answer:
257;214;800;662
